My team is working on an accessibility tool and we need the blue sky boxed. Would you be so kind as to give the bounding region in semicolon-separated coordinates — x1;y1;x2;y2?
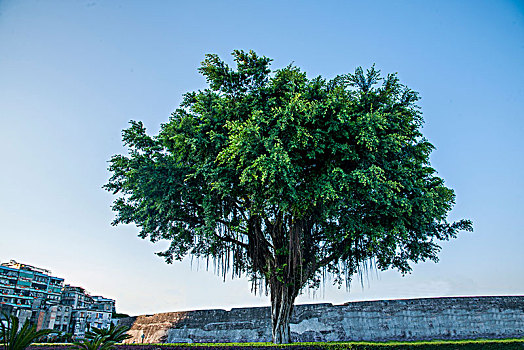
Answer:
0;0;523;315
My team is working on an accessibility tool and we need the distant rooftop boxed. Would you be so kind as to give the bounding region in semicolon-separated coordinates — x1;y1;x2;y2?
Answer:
63;284;88;294
1;259;52;275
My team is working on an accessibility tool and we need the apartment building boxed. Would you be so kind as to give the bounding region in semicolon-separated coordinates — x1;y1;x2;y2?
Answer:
61;285;113;337
0;260;63;310
89;296;114;329
0;260;115;337
61;285;93;309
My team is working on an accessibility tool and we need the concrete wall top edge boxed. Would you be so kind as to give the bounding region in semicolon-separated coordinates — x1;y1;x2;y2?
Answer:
127;295;524;320
340;295;524;305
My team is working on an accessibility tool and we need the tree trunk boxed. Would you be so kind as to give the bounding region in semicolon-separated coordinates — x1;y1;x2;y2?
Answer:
270;280;298;344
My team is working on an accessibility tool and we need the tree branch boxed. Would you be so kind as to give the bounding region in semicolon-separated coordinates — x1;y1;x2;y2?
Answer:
213;231;249;249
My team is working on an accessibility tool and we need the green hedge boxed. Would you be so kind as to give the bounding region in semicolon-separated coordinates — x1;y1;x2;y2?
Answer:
28;339;524;350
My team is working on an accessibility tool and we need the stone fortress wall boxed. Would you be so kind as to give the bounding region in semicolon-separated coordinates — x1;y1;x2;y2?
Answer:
118;296;524;343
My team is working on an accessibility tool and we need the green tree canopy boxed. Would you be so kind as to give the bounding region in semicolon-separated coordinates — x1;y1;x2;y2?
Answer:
105;50;472;343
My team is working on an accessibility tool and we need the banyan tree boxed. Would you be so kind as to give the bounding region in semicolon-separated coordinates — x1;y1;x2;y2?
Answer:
105;50;472;343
